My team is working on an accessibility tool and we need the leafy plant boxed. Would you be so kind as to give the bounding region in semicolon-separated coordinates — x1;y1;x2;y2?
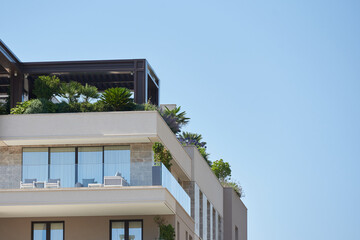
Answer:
58;81;82;103
178;132;210;165
0;102;7;115
153;142;173;170
80;83;99;103
100;87;135;111
154;216;175;240
33;75;61;100
23;99;56;114
10;100;33;114
135;101;159;111
211;159;231;181
160;106;189;134
221;180;244;198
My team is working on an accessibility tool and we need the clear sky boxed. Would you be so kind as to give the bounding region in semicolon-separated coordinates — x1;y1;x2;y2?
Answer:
1;0;359;239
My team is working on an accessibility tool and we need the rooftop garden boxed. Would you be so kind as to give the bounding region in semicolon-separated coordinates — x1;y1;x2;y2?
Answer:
0;75;244;198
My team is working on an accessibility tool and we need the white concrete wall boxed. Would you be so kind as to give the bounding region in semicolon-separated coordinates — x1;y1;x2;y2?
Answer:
223;188;247;240
184;146;224;216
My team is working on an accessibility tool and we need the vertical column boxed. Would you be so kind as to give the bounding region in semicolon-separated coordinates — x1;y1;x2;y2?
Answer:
194;183;200;236
203;194;208;240
209;203;213;240
10;71;24;108
133;60;147;104
215;211;219;240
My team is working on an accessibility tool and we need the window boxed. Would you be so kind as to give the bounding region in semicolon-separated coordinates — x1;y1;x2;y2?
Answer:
22;146;130;188
32;222;64;240
23;148;48;184
235;226;239;240
110;220;142;240
186;231;188;240
78;147;103;185
50;148;75;188
177;222;180;240
104;146;130;183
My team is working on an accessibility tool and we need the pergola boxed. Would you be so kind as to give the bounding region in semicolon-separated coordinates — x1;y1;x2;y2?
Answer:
0;40;159;108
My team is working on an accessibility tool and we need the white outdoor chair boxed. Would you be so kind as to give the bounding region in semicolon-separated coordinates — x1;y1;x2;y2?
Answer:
20;179;36;189
45;179;60;188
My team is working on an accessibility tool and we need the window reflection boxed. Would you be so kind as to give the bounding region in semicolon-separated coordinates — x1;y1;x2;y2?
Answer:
111;221;142;240
33;223;47;240
22;148;48;183
51;223;64;240
129;221;142;240
112;221;125;240
104;146;130;183
78;147;103;185
50;148;75;188
33;222;63;240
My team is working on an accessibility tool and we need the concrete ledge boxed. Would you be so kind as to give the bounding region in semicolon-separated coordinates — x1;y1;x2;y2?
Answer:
0;186;177;218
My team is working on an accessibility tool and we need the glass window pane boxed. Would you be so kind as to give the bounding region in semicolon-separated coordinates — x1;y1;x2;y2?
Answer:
112;221;125;240
50;148;75;188
23;148;48;182
129;221;142;240
78;147;103;185
104;146;130;184
50;223;63;240
33;223;47;240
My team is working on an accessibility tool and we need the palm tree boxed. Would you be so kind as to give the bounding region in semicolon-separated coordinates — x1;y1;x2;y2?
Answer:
100;87;135;111
160;106;190;134
162;106;190;126
80;84;99;103
58;81;82;104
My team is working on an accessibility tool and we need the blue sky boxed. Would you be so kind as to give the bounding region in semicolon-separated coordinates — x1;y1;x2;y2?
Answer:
1;0;359;239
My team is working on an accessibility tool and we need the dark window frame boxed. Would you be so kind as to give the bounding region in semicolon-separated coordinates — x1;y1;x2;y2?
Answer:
31;221;65;240
110;219;143;240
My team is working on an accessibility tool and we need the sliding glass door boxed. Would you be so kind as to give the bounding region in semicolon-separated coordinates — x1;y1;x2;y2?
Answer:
78;147;103;185
50;148;75;188
104;146;131;183
22;148;48;182
22;146;131;188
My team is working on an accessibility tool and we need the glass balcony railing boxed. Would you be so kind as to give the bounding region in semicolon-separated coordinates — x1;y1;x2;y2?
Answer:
0;162;191;215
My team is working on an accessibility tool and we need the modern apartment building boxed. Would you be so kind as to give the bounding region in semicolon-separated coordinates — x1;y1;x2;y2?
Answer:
0;40;247;240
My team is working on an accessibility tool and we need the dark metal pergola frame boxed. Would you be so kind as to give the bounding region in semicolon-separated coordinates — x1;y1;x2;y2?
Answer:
0;39;160;108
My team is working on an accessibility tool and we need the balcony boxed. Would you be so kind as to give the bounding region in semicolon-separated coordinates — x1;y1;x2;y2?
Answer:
0;162;190;217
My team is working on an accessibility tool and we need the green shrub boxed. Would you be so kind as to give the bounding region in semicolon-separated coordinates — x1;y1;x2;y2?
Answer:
153;142;172;171
135;101;159;111
33;76;61;100
55;102;70;113
58;81;82;103
221;180;244;198
154;216;175;240
100;87;135;111
10;100;33;114
160;106;189;134
80;84;99;103
159;224;175;240
67;102;81;112
23;99;56;114
211;159;231;181
91;101;105;112
0;103;7;115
